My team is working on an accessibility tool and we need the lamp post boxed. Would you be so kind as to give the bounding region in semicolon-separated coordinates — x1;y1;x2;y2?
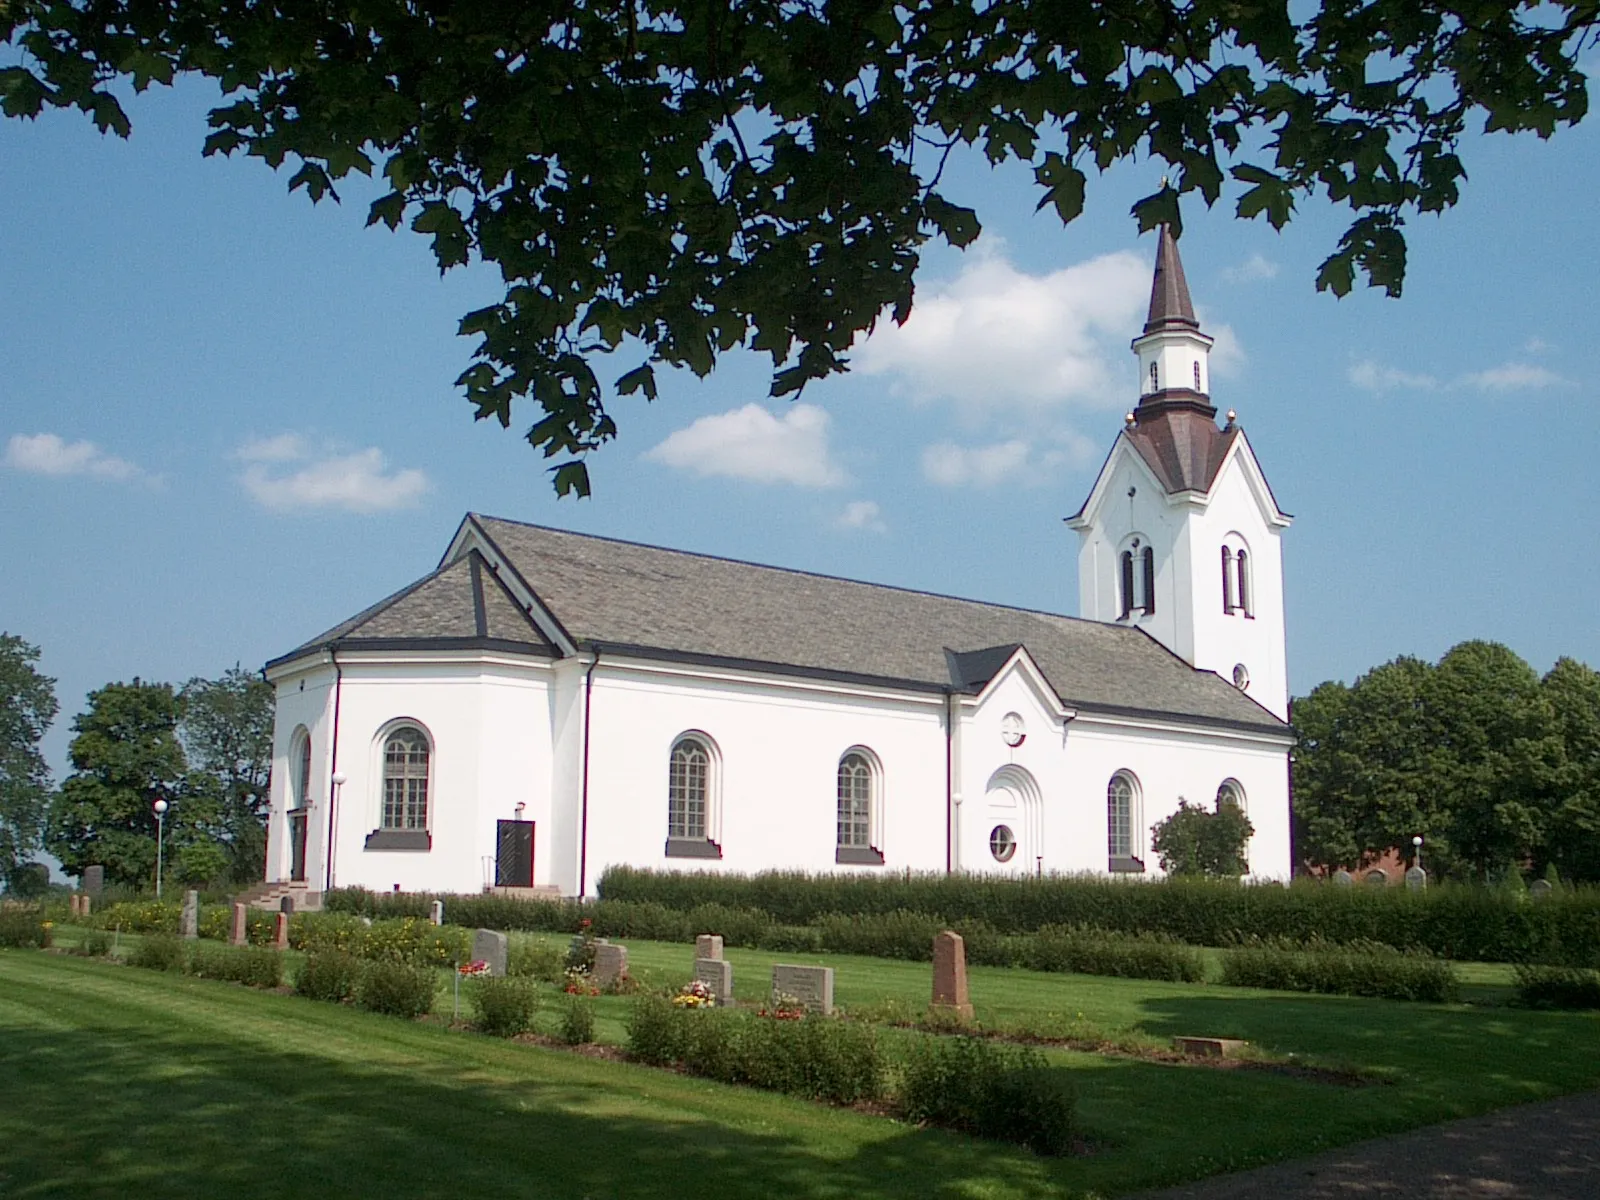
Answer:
153;798;169;899
1412;834;1424;872
326;772;347;891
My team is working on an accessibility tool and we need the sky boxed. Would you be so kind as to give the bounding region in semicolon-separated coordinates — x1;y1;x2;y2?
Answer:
4;73;1600;779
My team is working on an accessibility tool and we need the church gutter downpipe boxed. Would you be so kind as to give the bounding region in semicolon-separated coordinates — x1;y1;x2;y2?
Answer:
578;648;599;898
944;689;957;874
324;648;344;894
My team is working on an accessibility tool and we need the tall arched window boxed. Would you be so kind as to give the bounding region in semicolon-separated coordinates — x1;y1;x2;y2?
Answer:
1141;545;1156;614
1216;780;1245;813
1222;546;1236;613
1107;772;1143;872
292;729;312;809
381;727;430;831
1120;550;1136;618
1235;549;1252;617
666;735;721;858
1148;361;1159;391
836;750;884;864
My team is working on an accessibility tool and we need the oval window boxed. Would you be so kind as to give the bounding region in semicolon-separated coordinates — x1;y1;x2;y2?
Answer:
990;825;1017;863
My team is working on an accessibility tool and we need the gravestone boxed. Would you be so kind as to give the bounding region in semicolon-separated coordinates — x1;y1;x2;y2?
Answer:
1174;1036;1249;1058
1405;865;1427;892
772;964;834;1016
79;894;91;917
694;957;734;1006
430;900;445;927
1365;869;1388;886
695;934;724;961
474;929;509;977
180;890;200;940
1531;879;1555;901
1332;869;1354;887
82;865;104;897
273;912;290;950
593;943;629;989
280;895;296;915
230;903;248;947
68;895;81;918
931;930;974;1021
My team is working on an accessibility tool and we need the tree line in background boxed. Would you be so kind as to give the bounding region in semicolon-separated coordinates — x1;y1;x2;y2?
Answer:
1291;641;1600;883
0;633;272;895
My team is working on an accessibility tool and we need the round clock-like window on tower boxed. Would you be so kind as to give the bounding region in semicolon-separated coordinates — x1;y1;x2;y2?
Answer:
1232;663;1250;690
1001;713;1026;748
990;825;1017;862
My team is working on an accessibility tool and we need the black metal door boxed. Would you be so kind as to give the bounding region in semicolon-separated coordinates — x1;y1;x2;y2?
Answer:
289;811;308;882
495;820;534;887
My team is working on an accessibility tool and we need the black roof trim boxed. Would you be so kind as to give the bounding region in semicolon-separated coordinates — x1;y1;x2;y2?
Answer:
265;636;559;672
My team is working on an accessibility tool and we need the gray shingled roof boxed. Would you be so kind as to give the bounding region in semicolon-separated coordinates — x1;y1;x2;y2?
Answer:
472;516;1286;733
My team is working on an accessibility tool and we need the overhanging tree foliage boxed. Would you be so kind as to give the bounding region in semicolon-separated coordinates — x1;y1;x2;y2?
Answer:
4;1;1594;492
0;633;57;890
1150;797;1254;878
179;667;274;884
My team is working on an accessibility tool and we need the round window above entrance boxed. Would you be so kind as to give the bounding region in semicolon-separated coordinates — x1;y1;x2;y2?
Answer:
990;825;1017;863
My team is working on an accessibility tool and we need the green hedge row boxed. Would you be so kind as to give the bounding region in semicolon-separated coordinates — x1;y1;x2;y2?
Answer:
594;868;1600;966
1218;939;1458;1003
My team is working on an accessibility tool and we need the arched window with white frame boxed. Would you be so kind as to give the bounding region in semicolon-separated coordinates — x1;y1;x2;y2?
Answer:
836;748;884;865
666;733;721;858
291;727;313;810
1107;771;1144;873
1221;534;1252;618
365;722;433;851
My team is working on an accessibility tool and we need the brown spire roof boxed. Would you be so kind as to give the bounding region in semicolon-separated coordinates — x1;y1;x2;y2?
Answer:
1144;225;1198;332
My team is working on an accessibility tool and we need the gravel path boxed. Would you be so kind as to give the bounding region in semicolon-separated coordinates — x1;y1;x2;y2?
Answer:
1130;1090;1600;1199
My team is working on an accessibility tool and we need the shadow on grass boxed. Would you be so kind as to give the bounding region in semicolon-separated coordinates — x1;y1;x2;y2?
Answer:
0;957;1066;1200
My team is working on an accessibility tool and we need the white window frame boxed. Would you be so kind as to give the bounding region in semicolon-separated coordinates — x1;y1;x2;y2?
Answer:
1107;771;1144;872
666;731;722;858
835;747;885;865
364;718;435;852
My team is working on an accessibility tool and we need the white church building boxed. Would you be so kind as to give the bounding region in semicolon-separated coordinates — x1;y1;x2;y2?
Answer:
262;229;1294;900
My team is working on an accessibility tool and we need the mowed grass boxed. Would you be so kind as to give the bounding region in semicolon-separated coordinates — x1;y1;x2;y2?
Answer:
5;940;1600;1199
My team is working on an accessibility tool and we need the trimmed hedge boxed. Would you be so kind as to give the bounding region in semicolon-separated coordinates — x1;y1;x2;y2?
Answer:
295;951;363;1003
187;944;285;989
1020;925;1205;983
0;907;52;949
290;914;471;967
354;960;439;1018
898;1035;1076;1157
470;976;540;1037
1219;938;1459;1003
1513;964;1600;1010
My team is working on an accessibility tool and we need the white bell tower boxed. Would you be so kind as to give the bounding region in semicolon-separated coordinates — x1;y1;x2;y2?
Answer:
1066;227;1291;720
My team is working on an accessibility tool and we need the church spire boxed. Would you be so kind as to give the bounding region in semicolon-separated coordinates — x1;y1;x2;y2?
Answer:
1144;225;1198;332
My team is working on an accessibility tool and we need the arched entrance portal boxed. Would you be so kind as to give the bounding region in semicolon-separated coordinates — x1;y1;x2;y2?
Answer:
982;765;1044;876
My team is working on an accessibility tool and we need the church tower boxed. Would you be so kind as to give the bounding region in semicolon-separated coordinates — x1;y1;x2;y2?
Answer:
1067;228;1291;720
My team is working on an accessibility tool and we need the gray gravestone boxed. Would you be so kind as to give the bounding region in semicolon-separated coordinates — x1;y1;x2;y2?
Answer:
1531;879;1555;901
280;895;295;914
180;890;199;940
82;865;104;897
593;943;629;988
473;929;508;977
1405;865;1427;892
694;957;734;1006
772;964;834;1016
430;900;444;926
695;934;724;961
1332;869;1354;887
1365;869;1388;886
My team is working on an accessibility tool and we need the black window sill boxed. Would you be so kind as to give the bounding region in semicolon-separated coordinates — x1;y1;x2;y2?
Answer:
665;838;722;860
365;829;432;851
835;846;885;865
1108;856;1145;874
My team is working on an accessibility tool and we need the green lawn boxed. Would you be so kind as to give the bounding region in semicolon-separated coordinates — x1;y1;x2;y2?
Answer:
4;940;1598;1199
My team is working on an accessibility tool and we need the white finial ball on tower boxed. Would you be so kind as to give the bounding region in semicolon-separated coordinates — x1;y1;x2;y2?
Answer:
1124;412;1136;428
1226;409;1237;424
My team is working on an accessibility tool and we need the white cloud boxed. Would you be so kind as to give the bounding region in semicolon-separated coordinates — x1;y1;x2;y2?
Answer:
922;440;1032;488
239;440;430;513
837;500;887;533
856;242;1150;418
1523;336;1554;355
1348;360;1439;391
644;403;845;488
1222;253;1279;284
4;433;146;482
1460;362;1566;391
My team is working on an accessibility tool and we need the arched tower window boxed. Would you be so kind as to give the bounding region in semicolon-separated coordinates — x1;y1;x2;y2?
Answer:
1222;546;1236;613
291;729;312;810
1141;545;1156;614
1221;537;1253;618
1193;361;1202;390
381;726;430;832
1236;548;1252;617
1120;550;1136;618
1149;361;1159;392
1107;772;1143;872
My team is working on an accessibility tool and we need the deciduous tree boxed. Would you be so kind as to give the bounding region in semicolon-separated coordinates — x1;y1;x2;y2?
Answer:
180;667;274;883
0;633;57;891
1151;798;1254;878
4;0;1594;491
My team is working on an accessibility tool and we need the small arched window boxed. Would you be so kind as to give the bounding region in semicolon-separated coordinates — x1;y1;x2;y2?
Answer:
1107;772;1142;871
292;729;312;810
1217;779;1245;813
1193;361;1202;390
836;750;885;864
1149;361;1159;392
381;727;430;831
1120;550;1136;618
1141;545;1156;614
1235;549;1252;617
1222;546;1236;613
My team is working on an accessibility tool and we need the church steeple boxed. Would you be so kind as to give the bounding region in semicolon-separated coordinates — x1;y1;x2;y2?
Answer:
1131;225;1214;415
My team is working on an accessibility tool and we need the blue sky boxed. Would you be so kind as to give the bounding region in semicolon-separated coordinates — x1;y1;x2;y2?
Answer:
4;77;1598;776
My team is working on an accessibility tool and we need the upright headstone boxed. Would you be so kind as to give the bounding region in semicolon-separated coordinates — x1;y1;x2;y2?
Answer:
280;895;295;915
593;943;629;989
473;929;509;977
931;930;974;1021
273;912;290;950
230;903;249;947
80;894;91;918
180;890;200;940
1530;879;1555;901
1365;869;1388;886
430;900;445;927
1332;869;1355;887
695;934;724;961
771;964;834;1016
82;865;104;897
68;895;81;918
694;957;734;1006
1405;865;1427;892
